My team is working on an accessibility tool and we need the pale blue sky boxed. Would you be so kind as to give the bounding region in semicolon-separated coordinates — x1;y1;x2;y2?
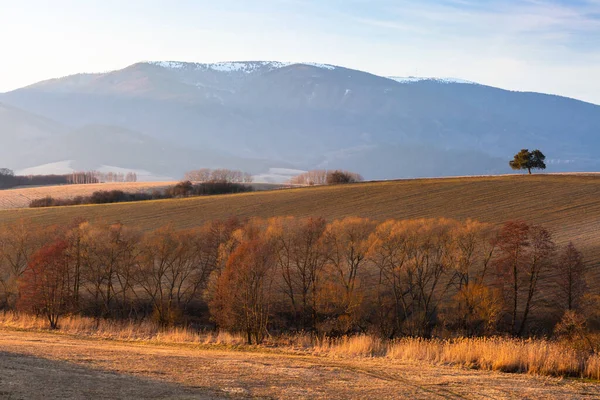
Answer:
1;0;599;104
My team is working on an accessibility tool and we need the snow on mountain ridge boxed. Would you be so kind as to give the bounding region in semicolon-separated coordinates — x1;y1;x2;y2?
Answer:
389;76;477;85
146;61;337;73
148;62;474;83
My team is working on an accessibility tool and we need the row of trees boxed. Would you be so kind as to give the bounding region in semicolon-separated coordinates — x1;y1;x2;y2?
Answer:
66;171;138;184
2;217;590;341
0;168;70;189
0;168;140;189
184;168;253;183
288;170;364;186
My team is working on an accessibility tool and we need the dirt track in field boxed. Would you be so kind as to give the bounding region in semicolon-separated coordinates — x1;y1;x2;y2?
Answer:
0;329;598;399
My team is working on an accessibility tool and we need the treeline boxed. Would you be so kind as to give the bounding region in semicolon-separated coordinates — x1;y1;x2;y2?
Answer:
2;216;594;343
288;170;364;185
66;171;138;184
0;168;69;189
29;181;253;208
184;168;253;183
0;168;139;190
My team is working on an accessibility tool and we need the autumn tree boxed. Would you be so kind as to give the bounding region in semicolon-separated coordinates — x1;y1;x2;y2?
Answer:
556;243;586;311
136;227;209;325
0;221;48;309
79;222;140;319
368;219;461;337
210;238;276;344
509;149;546;174
494;221;555;336
267;216;327;330
320;217;375;333
18;240;73;328
368;219;412;337
404;219;458;337
450;220;500;335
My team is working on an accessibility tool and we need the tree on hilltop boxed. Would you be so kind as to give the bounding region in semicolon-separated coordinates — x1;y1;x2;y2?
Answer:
509;149;546;174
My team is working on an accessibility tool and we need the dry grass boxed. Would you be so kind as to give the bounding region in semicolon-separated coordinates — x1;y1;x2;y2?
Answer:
0;312;246;346
0;181;174;209
6;330;599;399
3;312;599;381
304;334;600;380
386;337;600;378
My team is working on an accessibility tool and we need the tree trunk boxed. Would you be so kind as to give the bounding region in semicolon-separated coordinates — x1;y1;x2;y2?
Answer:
528;168;531;175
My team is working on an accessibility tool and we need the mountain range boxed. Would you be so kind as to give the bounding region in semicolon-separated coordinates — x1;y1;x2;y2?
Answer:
1;60;599;181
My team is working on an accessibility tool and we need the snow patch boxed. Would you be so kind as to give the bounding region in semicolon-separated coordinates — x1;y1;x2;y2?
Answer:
16;160;75;176
16;161;171;182
301;62;336;70
148;60;289;74
147;60;337;74
388;76;477;85
148;61;186;69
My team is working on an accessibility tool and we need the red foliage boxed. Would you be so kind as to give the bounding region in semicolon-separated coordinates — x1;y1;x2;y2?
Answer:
17;240;72;328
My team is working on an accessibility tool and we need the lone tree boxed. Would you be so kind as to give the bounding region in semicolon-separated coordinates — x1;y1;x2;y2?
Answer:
509;149;546;174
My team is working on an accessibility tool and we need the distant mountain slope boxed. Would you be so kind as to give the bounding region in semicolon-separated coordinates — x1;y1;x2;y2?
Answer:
0;102;68;169
1;61;599;178
0;104;282;177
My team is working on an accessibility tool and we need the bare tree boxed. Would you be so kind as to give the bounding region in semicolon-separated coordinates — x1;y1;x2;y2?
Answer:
320;217;375;332
494;221;555;336
0;221;47;309
556;242;586;311
268;216;327;330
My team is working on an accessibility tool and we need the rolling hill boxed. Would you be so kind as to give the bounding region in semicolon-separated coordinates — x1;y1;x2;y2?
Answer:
1;175;599;278
1;61;599;179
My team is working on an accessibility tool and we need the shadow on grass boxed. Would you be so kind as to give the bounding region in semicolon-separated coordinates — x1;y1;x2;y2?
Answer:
0;351;224;400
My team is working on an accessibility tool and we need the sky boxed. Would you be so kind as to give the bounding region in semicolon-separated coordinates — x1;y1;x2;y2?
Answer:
1;0;600;104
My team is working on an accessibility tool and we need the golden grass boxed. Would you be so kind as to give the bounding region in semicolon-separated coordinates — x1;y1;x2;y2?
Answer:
3;312;599;380
386;337;593;377
0;311;244;345
0;181;175;209
307;335;600;379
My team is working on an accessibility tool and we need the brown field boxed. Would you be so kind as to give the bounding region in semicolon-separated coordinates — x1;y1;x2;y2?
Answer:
1;328;599;399
1;174;599;266
0;181;174;209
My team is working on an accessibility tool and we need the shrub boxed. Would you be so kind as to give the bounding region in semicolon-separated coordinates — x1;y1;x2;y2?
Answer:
326;170;363;184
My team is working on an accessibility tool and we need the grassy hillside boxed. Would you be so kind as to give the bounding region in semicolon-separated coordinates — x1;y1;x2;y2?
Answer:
1;174;599;266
